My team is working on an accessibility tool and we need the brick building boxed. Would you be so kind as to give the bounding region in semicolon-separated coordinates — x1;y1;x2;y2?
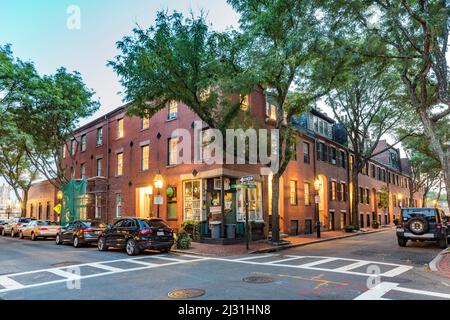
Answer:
26;89;423;239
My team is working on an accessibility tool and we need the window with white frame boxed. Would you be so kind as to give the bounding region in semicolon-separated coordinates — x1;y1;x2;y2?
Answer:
116;152;123;176
183;180;203;221
80;134;87;152
117;118;124;139
96;158;102;177
168;137;178;165
236;182;262;222
96;127;103;146
168;101;178;120
115;194;122;217
141;116;150;130
141;144;149;171
289;180;297;205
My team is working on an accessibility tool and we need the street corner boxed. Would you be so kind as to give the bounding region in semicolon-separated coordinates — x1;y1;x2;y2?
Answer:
430;249;450;279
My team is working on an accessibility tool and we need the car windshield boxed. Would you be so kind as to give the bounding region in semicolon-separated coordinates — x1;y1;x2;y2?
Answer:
82;221;106;228
141;219;169;229
402;209;437;221
36;221;58;226
19;218;31;223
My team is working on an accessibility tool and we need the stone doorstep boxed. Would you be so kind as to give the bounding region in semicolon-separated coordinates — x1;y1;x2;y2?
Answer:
430;248;450;278
171;227;392;257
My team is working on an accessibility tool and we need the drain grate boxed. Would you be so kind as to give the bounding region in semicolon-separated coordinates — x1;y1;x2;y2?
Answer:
168;288;205;299
51;261;82;268
243;276;274;284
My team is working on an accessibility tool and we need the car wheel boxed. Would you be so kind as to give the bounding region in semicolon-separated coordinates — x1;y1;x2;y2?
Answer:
397;237;407;247
55;234;62;245
438;238;448;249
19;231;24;239
73;236;81;248
98;237;108;251
126;239;140;256
10;229;15;238
1;229;5;236
31;232;36;241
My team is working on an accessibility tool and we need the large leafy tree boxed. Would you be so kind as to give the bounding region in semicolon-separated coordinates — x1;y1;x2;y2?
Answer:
327;61;406;229
228;0;344;242
109;11;248;133
324;0;450;210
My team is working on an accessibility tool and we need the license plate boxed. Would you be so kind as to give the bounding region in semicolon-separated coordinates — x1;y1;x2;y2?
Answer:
157;231;165;236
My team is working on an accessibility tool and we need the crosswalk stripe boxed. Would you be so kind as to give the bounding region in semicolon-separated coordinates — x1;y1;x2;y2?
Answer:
266;257;307;264
48;269;81;279
234;255;276;261
297;258;338;268
333;261;372;272
125;260;157;266
354;282;398;300
0;276;24;290
381;265;413;277
89;263;123;272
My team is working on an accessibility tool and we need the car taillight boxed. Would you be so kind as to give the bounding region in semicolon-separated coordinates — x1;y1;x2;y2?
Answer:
140;229;153;235
396;222;403;228
17;223;22;226
83;228;93;232
39;227;48;231
436;223;442;229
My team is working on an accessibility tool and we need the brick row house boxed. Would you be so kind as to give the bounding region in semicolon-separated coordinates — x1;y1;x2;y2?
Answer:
26;89;424;239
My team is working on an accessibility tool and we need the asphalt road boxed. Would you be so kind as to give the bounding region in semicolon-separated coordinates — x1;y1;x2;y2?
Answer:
0;229;449;300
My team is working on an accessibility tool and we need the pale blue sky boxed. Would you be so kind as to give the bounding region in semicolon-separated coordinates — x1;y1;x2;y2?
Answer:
0;0;240;125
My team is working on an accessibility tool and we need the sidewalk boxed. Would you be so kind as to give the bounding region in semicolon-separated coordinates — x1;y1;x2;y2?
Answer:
172;226;392;257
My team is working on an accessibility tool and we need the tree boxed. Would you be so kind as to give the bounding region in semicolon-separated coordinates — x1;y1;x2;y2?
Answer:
228;0;343;242
326;0;450;211
327;62;406;229
109;11;248;133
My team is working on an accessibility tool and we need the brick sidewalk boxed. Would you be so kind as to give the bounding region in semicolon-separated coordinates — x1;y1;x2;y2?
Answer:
173;227;392;256
436;250;450;278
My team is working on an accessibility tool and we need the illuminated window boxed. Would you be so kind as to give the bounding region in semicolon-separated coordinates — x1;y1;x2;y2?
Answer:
80;163;86;178
331;181;337;201
117;118;124;139
304;183;311;206
62;145;66;159
115;194;122;218
168;137;178;165
116;152;123;176
141;145;149;171
141;117;150;130
290;180;297;205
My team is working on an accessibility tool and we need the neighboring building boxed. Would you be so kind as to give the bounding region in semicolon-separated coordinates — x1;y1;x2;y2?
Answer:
0;184;21;219
26;180;59;222
26;89;424;239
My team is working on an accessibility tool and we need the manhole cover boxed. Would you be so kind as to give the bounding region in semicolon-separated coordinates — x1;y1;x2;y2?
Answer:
242;276;274;284
168;288;205;299
51;261;82;268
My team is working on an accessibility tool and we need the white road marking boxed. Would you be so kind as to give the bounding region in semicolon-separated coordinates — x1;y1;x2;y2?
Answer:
0;254;209;294
234;254;276;261
266;256;307;264
354;281;450;300
48;269;81;279
0;276;24;290
354;282;399;300
297;258;338;268
381;265;413;277
334;261;372;272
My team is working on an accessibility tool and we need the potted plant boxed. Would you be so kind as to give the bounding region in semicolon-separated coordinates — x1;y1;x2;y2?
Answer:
176;229;192;249
372;220;380;229
344;225;355;233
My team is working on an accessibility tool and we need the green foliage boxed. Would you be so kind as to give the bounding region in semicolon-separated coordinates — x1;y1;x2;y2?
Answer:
181;220;201;242
109;11;248;133
176;229;192;249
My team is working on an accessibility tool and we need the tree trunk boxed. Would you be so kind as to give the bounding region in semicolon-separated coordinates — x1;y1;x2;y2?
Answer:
443;159;450;210
271;174;281;242
351;171;360;230
21;190;28;217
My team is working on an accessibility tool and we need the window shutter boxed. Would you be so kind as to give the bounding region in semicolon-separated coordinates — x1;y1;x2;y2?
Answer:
329;181;333;199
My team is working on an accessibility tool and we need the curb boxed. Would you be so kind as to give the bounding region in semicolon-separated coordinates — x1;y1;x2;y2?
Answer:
249;228;392;254
429;248;450;272
172;227;392;257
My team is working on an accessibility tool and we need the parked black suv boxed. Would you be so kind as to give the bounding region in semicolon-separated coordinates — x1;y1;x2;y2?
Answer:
397;208;448;249
98;218;174;256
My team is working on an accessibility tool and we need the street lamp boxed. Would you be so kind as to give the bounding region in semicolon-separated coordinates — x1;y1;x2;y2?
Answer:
153;173;164;218
314;178;322;238
57;191;63;201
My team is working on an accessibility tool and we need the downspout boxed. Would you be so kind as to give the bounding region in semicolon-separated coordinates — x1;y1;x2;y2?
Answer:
105;115;110;223
346;150;351;225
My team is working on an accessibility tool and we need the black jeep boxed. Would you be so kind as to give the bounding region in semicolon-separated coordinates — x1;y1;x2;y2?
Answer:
397;208;448;249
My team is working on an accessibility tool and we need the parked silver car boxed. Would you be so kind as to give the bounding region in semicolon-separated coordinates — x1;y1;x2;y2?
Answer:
1;217;35;237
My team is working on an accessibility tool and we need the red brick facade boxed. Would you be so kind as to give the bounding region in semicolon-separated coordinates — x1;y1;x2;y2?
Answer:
27;89;423;238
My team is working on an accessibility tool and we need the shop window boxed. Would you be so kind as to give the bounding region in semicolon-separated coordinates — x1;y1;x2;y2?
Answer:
237;182;262;222
183;180;203;221
167;186;177;220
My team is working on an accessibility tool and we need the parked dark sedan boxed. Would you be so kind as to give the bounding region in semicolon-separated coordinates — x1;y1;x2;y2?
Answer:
56;220;106;248
98;218;174;256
